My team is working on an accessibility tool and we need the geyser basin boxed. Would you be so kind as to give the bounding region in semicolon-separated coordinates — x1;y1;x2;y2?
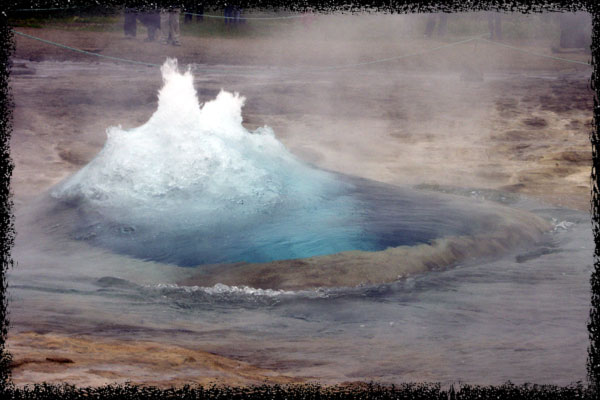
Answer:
47;59;551;285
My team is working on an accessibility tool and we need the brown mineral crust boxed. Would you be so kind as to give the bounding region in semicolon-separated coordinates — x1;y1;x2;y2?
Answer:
8;332;303;388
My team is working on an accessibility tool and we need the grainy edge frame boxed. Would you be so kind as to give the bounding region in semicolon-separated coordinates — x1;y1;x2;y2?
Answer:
0;0;597;398
587;0;600;393
0;3;14;393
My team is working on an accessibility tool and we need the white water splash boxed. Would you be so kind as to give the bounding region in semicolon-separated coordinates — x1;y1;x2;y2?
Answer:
153;282;297;297
551;218;575;231
48;59;368;265
51;58;345;225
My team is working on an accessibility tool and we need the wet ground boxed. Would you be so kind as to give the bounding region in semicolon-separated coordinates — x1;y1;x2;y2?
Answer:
6;25;595;387
7;194;593;386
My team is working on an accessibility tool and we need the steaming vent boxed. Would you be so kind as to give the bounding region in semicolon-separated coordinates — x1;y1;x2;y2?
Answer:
49;59;524;267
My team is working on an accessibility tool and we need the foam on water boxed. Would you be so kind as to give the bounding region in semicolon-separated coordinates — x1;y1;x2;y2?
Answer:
153;282;297;297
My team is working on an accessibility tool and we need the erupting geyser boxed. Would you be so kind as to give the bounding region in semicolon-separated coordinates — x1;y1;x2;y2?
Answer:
48;59;548;273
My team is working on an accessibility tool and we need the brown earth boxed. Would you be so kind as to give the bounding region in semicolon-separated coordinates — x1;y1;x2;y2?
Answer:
8;332;302;387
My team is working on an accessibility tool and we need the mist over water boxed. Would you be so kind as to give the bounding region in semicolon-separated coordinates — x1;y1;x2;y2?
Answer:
48;59;515;267
7;10;594;384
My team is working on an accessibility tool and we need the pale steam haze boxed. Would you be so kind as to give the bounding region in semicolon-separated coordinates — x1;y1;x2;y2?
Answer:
6;8;594;387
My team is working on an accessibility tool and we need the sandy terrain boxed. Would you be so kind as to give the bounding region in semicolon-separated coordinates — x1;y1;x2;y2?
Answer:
6;22;594;387
8;332;301;387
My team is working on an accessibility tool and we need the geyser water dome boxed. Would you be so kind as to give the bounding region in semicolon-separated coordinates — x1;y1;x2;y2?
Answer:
50;59;521;267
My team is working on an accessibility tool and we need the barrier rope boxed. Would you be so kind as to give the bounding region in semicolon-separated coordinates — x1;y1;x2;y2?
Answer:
184;12;305;20
12;30;160;67
11;30;487;72
478;37;591;66
12;29;591;72
6;6;598;64
304;36;484;72
9;7;305;20
12;8;78;12
7;7;593;67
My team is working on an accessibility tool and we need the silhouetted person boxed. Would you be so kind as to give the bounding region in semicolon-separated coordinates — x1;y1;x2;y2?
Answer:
487;12;502;40
124;8;137;38
558;13;591;50
233;7;242;24
184;2;203;23
124;7;161;42
139;9;160;42
160;7;181;46
424;13;448;38
224;4;234;24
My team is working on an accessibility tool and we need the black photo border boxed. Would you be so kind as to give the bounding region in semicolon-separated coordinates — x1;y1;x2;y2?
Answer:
0;0;597;398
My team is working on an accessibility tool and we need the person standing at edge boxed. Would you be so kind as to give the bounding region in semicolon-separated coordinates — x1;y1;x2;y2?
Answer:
160;6;181;46
224;4;234;25
184;1;204;23
124;7;137;38
424;13;448;38
139;5;161;42
487;12;502;40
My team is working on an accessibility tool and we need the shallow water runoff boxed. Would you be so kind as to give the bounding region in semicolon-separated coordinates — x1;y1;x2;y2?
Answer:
8;59;593;385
